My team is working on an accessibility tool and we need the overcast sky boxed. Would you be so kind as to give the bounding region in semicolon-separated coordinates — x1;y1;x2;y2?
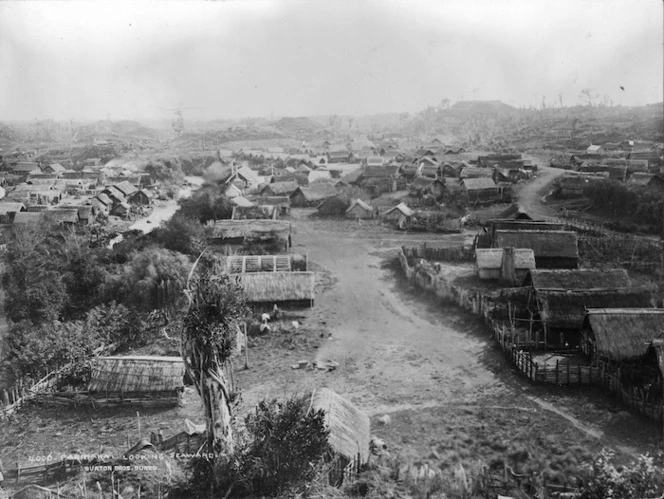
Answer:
0;0;662;121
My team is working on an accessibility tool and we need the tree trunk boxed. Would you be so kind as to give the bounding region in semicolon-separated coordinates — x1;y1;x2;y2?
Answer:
199;364;234;454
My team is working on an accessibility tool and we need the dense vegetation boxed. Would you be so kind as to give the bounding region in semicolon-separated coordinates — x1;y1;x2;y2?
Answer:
583;179;664;234
172;396;330;498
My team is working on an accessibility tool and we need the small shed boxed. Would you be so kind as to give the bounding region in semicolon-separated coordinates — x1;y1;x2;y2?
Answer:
88;356;185;406
460;177;499;203
112;202;131;218
233;271;315;308
626;173;664;190
581;309;664;362
587;145;602;154
346;199;373;219
533;288;653;347
493;230;579;269
128;189;153;205
309;388;370;485
290;183;338;207
382;202;413;223
317;196;349;216
475;248;536;284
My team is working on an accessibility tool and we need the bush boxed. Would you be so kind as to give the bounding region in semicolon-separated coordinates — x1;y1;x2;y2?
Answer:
174;396;331;498
579;450;664;499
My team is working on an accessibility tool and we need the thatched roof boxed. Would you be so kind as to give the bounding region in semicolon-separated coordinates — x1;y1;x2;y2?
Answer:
45;209;79;224
475;248;535;270
459;166;493;179
88;356;185;393
13;212;45;225
498;203;533;220
489;220;564;232
494;230;578;259
212;219;291;240
461;177;497;191
292;183;337;202
0;202;26;215
525;269;631;290
114;180;139;197
627;173;662;187
262;181;299;196
537;288;653;329
584;309;664;361
346;199;372;214
233;272;314;303
383;202;413;217
310;388;370;465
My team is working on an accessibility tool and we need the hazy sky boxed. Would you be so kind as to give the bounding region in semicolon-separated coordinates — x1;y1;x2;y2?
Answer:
1;0;662;121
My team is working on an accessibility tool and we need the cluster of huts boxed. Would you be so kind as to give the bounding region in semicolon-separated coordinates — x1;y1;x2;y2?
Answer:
556;145;664;197
0;157;155;228
473;204;663;397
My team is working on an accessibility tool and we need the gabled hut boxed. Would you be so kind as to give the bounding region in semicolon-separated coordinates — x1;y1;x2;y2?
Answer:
88;356;185;406
233;272;315;308
309;388;370;485
317;196;349;216
290;183;337;207
533;288;653;347
262;181;299;197
210;219;292;252
346;199;373;219
475;248;535;284
581;309;664;362
460;178;499;203
382;202;413;224
493;230;579;269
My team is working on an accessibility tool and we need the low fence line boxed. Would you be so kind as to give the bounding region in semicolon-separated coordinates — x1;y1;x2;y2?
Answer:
397;248;664;424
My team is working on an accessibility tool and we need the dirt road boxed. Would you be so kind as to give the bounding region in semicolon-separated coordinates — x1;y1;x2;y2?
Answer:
515;159;566;220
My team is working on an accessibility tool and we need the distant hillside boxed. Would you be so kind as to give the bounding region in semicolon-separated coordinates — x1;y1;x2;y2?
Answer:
450;100;517;114
273;117;323;134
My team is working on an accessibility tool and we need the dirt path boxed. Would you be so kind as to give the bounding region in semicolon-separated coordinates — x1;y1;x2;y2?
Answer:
516;159;566;220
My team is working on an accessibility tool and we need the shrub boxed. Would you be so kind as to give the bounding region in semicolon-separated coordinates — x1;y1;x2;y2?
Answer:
174;396;331;498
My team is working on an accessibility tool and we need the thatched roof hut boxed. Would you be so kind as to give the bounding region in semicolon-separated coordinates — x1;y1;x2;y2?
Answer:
88;356;185;405
475;248;535;282
290;183;338;206
493;230;578;269
523;268;631;290
581;309;664;362
233;271;315;307
535;288;653;330
346;199;373;219
309;388;370;468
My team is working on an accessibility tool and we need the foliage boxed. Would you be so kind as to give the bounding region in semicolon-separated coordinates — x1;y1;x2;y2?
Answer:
182;271;248;371
178;184;233;223
151;213;208;255
3;224;69;324
578;450;664;499
84;302;146;350
174;396;331;498
583;179;663;234
3;319;94;379
100;247;190;312
145;158;185;184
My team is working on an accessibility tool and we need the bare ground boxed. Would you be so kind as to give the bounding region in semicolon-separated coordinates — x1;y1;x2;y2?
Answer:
1;207;662;494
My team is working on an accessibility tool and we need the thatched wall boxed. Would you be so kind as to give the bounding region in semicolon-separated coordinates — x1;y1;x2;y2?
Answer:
88;356;185;394
225;254;306;273
310;388;370;466
584;309;664;361
233;271;315;304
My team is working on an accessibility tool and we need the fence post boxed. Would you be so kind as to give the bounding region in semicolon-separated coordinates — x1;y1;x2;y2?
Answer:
555;360;559;384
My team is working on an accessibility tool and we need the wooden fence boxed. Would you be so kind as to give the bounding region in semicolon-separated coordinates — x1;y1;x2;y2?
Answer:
1;368;64;419
402;244;474;263
399;253;664;424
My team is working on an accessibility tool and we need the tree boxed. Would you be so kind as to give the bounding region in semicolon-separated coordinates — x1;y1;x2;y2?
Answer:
181;267;249;456
580;88;596;107
3;223;68;324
